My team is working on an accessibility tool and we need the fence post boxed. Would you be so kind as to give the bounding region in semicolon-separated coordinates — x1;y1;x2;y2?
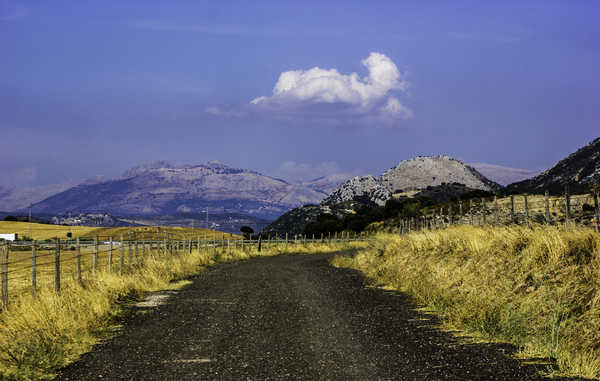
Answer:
524;195;529;225
55;238;61;295
30;240;37;297
481;197;486;225
76;237;82;283
459;201;463;224
510;195;515;224
257;234;262;252
128;232;133;265
493;196;498;225
593;187;599;233
119;234;124;274
545;190;551;224
134;233;139;265
565;184;571;227
142;236;146;265
93;236;98;273
108;237;113;272
470;199;474;225
448;205;453;226
2;243;8;308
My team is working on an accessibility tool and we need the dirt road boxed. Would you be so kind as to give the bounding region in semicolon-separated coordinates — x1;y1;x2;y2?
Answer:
56;253;579;380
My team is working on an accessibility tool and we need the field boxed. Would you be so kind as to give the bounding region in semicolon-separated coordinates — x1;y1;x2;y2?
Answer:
332;225;600;379
0;221;232;241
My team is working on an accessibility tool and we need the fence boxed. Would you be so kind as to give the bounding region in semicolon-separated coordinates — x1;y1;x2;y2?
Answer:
0;230;365;309
398;187;600;234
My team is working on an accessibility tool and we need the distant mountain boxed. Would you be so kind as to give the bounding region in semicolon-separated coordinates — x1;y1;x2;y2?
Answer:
323;156;501;206
506;137;600;195
468;163;540;186
31;161;326;219
299;174;355;195
0;182;77;212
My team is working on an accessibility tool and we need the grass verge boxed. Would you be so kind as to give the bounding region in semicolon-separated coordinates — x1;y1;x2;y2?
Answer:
331;225;600;379
0;241;365;380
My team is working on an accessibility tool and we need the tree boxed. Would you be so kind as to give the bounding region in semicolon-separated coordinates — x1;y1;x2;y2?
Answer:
3;215;17;222
240;226;254;239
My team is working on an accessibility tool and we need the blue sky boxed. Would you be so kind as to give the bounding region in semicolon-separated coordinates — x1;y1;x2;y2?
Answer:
1;0;599;187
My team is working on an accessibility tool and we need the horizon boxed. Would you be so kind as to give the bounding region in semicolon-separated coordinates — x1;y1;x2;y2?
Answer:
1;1;599;188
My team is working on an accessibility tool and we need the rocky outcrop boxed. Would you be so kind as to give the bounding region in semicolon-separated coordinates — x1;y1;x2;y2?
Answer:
322;156;500;206
322;175;392;206
506;137;600;195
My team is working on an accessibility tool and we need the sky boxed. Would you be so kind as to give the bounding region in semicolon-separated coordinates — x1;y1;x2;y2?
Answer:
1;0;599;187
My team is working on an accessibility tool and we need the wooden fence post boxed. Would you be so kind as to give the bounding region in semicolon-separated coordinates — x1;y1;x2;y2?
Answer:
470;199;474;225
119;234;124;274
142;237;146;265
565;184;571;227
524;195;529;225
481;197;486;225
108;237;113;272
76;237;82;283
128;232;133;265
494;196;498;225
2;243;8;308
510;195;515;224
31;241;36;297
448;205;453;226
55;238;61;295
134;233;139;265
459;201;463;224
545;190;551;224
257;234;262;252
593;187;599;233
93;236;98;273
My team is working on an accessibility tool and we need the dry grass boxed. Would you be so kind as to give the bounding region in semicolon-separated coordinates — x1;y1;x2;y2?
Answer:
0;221;230;241
0;239;365;380
332;225;600;379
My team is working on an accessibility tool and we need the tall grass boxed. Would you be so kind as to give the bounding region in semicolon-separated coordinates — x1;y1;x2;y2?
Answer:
0;240;364;380
332;225;600;379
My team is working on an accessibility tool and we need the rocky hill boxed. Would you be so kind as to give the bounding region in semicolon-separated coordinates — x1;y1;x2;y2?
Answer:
31;161;326;219
323;156;500;206
505;137;600;195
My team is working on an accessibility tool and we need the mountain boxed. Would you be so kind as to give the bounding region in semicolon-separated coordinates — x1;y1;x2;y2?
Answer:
299;174;355;195
31;161;326;219
468;163;541;186
506;137;600;195
323;156;500;206
0;182;77;212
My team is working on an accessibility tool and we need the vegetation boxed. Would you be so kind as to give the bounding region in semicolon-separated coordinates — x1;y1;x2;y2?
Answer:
332;225;600;379
0;239;365;380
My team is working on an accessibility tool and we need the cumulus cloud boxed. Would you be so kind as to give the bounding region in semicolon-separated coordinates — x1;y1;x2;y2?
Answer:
250;52;412;121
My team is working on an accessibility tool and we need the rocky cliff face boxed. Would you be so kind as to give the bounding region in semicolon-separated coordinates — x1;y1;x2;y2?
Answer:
506;137;600;195
31;161;327;219
322;156;500;206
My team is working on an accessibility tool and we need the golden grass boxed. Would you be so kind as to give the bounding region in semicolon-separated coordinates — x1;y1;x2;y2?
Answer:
0;221;231;241
332;225;600;379
0;239;366;380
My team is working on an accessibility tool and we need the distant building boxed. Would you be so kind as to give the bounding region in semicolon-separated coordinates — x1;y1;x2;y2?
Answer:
0;233;18;241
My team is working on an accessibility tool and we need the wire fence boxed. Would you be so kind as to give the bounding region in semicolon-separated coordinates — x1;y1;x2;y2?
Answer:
398;187;600;234
0;230;366;309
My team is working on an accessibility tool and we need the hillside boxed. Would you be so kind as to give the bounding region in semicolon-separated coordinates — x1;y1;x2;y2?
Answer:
506;137;600;195
323;156;500;206
30;161;326;219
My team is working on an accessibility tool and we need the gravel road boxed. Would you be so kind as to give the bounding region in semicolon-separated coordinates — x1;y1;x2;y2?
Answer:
55;252;583;380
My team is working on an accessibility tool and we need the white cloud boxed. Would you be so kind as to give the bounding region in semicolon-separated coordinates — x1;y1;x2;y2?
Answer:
250;52;412;120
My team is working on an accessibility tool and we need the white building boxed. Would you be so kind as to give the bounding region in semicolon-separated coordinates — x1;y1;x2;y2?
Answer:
0;233;18;241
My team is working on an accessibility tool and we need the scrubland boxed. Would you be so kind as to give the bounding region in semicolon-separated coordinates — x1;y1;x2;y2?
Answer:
332;225;600;379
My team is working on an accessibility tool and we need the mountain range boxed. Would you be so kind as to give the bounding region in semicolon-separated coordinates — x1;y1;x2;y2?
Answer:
27;161;332;220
